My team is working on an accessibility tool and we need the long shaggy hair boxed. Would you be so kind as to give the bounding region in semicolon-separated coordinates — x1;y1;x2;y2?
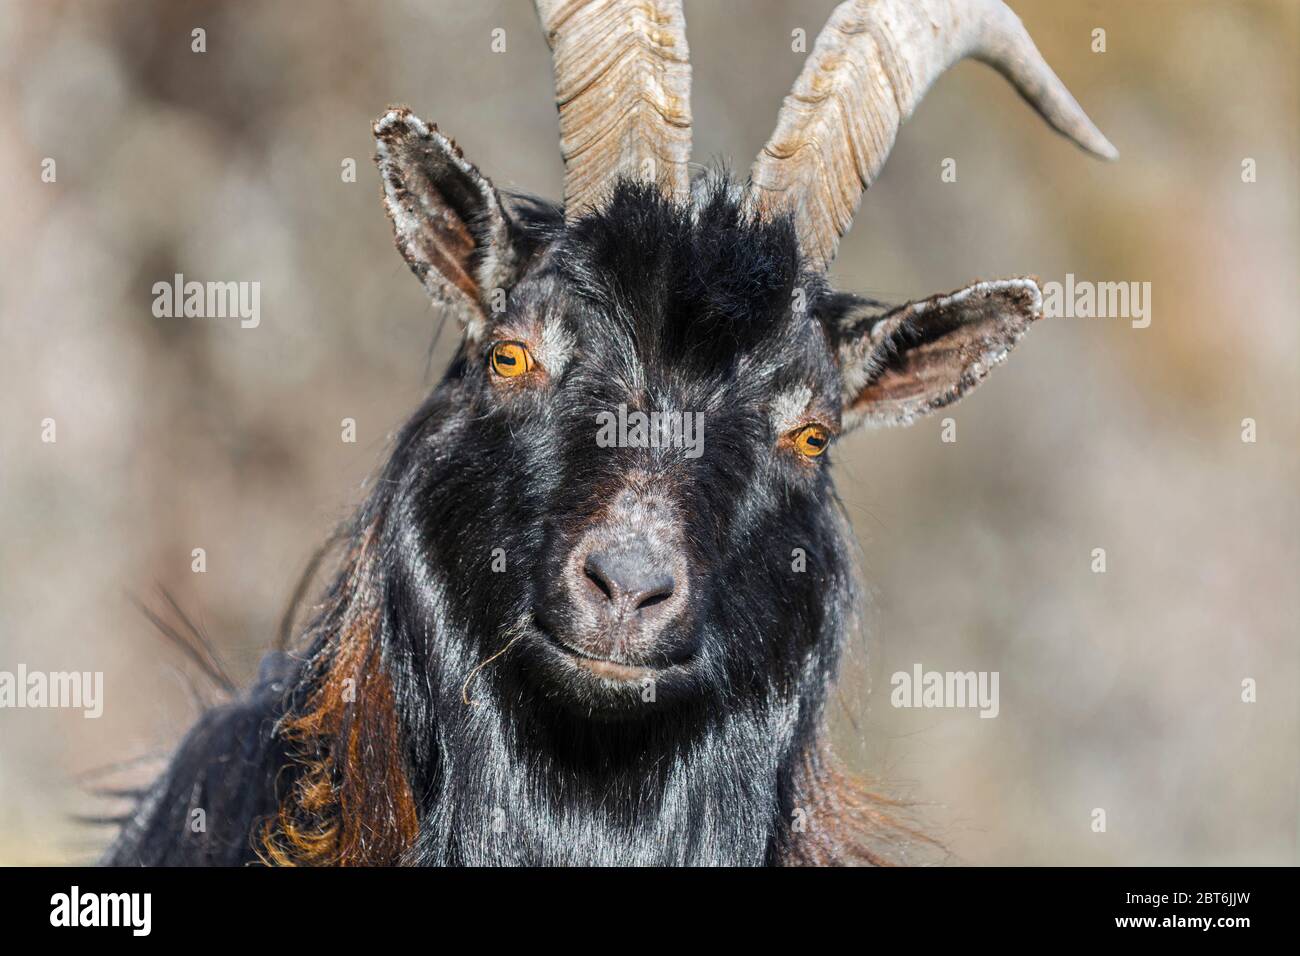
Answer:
105;180;929;866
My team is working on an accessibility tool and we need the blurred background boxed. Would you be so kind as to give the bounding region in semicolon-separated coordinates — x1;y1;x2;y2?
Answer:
0;0;1295;865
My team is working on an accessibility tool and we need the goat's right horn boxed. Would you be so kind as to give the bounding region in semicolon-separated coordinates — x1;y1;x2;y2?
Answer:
535;0;693;218
748;0;1118;271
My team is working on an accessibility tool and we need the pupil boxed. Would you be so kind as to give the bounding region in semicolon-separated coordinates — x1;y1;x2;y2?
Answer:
498;353;516;366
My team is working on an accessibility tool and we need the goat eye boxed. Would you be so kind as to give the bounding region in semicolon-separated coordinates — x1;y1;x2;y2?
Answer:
791;423;830;458
490;341;534;378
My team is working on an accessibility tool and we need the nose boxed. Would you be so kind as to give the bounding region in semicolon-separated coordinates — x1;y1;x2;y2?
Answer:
557;485;693;664
583;548;676;615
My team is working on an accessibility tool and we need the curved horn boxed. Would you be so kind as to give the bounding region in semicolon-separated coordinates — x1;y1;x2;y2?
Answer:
535;0;693;217
748;0;1117;270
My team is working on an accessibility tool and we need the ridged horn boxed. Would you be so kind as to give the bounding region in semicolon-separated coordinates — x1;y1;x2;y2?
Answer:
535;0;693;217
748;0;1117;270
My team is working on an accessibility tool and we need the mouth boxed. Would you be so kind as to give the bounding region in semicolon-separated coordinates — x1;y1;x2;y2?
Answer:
540;629;658;682
532;617;667;684
563;652;656;682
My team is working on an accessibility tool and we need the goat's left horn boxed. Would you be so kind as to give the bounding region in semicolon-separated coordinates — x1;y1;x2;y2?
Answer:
748;0;1118;271
534;0;693;218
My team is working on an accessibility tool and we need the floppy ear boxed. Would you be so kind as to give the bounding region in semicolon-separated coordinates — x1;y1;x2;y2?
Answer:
373;108;519;341
832;278;1044;430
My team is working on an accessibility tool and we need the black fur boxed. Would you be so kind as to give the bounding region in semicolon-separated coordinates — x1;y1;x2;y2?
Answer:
104;653;293;865
106;179;877;867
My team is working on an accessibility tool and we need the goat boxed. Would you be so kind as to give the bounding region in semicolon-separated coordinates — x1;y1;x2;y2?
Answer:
104;0;1114;866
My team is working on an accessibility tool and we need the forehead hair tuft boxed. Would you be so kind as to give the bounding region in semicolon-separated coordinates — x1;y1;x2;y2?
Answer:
549;176;821;359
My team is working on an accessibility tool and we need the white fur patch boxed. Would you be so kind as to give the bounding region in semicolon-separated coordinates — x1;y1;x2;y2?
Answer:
770;385;814;434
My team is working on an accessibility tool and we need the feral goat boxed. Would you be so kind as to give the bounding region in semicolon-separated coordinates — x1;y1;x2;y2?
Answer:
106;0;1113;866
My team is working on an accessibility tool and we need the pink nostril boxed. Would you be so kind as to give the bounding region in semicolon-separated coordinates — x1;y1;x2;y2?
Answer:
636;589;671;611
583;563;613;601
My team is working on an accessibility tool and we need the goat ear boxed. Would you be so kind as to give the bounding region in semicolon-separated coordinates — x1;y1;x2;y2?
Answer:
373;108;518;341
832;278;1043;430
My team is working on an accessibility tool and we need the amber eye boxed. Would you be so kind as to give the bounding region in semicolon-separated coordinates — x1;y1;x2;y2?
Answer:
490;341;534;378
791;423;831;458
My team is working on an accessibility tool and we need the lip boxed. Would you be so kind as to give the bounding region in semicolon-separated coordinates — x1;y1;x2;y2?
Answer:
566;654;656;682
533;618;663;683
